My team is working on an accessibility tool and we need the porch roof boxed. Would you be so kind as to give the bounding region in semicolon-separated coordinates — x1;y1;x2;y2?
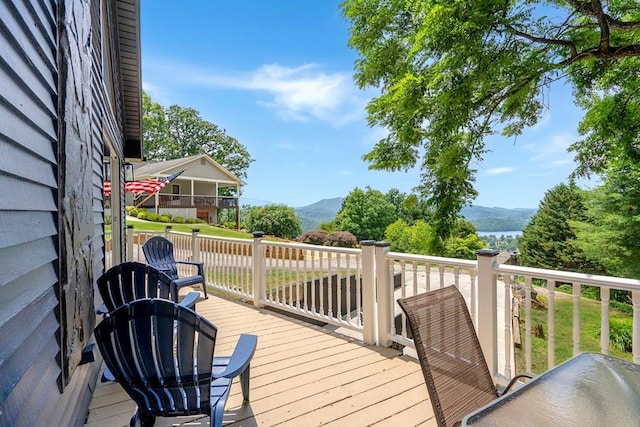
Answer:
85;291;435;426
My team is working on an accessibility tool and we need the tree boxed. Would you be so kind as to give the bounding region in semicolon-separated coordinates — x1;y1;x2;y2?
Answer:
572;164;640;279
331;187;397;241
341;1;640;240
384;219;435;255
518;182;601;273
142;92;254;181
243;204;302;240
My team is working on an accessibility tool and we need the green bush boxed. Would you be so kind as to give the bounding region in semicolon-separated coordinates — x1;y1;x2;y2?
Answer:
610;300;633;315
104;215;112;226
196;218;207;224
146;213;160;222
159;214;172;223
243;204;302;239
185;218;197;224
607;320;633;353
137;211;148;220
173;216;185;224
298;230;328;245
326;231;358;248
128;207;139;217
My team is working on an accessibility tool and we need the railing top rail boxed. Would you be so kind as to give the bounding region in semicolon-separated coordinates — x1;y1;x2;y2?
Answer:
260;239;363;255
496;263;640;292
386;251;477;269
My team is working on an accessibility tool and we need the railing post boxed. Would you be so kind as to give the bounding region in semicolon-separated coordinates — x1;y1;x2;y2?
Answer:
633;291;640;364
252;232;265;308
164;225;172;239
476;249;499;377
191;228;200;262
360;241;376;345
375;241;392;347
126;225;134;262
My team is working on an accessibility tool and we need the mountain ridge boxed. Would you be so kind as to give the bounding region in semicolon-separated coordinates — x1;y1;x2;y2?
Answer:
242;197;536;232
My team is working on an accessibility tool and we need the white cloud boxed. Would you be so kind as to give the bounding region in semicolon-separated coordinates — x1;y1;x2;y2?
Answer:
275;142;295;150
142;81;170;104
167;61;366;125
522;132;575;167
485;167;516;175
339;170;353;176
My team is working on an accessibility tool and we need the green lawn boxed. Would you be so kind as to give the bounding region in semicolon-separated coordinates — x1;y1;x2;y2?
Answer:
107;217;253;239
515;287;632;373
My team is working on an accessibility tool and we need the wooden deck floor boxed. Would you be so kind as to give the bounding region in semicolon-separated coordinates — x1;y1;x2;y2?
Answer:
85;291;435;427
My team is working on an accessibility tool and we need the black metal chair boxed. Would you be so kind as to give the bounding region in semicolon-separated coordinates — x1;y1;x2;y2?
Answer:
142;235;208;299
398;286;533;427
94;298;257;427
96;262;198;314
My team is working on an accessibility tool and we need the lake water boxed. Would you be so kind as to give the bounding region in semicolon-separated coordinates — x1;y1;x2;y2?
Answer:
477;230;522;237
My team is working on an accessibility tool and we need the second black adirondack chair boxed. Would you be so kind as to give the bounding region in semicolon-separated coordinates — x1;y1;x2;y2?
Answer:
94;298;257;427
142;235;208;299
96;262;199;314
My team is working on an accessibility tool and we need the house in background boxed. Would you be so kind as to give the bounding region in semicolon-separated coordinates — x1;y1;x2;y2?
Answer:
0;1;142;425
132;154;243;226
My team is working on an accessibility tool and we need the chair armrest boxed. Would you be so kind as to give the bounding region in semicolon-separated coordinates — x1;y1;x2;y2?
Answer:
176;260;205;276
500;373;535;395
96;303;108;315
178;291;199;310
212;334;257;379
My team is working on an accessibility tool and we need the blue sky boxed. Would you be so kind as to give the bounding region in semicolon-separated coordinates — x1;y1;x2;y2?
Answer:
140;1;592;209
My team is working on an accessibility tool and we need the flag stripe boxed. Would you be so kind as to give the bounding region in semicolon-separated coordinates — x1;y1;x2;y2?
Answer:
103;169;185;196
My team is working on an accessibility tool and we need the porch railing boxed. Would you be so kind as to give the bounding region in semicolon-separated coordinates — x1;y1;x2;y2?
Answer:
155;194;238;209
107;228;640;383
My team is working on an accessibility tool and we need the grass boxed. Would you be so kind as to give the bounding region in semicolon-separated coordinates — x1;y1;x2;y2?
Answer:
108;216;254;239
515;286;633;374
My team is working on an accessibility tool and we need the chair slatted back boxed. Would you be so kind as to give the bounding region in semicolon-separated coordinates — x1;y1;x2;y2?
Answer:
94;299;217;416
142;236;179;279
398;286;498;427
97;262;177;312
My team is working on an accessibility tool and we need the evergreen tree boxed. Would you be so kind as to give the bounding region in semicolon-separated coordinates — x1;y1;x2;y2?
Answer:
519;182;601;273
573;164;640;279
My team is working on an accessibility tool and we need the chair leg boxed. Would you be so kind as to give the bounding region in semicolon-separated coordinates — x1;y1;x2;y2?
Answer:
202;281;208;299
130;408;156;427
240;365;251;401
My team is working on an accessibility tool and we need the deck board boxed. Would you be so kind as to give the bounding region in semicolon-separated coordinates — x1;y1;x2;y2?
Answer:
85;291;435;426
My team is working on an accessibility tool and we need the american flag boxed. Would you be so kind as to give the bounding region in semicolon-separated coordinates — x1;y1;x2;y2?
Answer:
103;169;184;196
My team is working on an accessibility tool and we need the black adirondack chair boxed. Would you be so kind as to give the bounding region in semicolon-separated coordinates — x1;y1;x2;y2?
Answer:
94;298;257;427
96;262;198;314
142;235;208;299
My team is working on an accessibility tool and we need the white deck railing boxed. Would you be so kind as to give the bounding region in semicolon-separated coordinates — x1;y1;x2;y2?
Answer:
105;228;640;382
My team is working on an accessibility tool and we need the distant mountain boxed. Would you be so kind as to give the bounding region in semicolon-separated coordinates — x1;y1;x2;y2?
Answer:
243;197;535;233
461;205;536;231
295;197;344;231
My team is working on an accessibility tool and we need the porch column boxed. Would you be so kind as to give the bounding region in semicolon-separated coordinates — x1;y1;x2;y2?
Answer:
360;240;376;345
375;241;392;347
476;249;499;376
126;225;134;262
252;232;265;308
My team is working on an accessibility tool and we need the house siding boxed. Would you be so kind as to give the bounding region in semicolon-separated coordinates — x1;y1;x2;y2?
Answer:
0;1;130;426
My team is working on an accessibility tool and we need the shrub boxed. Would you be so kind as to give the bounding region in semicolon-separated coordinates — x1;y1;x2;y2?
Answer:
196;218;207;224
137;211;148;220
159;214;172;223
185;218;197;224
128;207;139;217
146;213;160;222
173;216;185;224
243;204;302;239
326;231;358;248
298;230;328;245
104;215;112;226
604;320;632;353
